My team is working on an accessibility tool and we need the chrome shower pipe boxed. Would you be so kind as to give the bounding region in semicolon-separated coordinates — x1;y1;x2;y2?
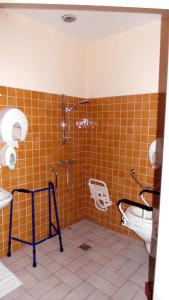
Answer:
62;94;71;144
58;160;74;191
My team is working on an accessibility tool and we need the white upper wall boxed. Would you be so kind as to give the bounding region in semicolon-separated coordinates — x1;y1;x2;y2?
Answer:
0;9;161;98
0;10;86;97
86;21;161;98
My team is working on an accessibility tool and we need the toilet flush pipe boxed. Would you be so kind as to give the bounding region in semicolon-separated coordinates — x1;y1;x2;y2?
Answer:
130;168;160;191
130;169;145;189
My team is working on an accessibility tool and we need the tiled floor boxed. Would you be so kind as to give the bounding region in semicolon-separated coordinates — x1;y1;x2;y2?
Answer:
1;220;150;300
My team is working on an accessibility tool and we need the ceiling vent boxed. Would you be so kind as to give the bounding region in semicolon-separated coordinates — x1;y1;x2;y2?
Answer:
62;14;77;23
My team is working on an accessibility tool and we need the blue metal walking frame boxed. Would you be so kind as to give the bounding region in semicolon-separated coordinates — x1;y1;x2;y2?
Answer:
7;181;63;267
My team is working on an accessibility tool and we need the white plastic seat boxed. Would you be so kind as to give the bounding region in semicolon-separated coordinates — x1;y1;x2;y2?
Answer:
88;178;112;212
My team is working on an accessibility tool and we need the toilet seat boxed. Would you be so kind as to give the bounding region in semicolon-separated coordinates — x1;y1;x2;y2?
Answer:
122;206;152;232
123;206;153;234
126;206;152;224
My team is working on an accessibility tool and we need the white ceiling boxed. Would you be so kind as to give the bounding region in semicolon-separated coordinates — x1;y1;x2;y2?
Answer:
9;8;161;42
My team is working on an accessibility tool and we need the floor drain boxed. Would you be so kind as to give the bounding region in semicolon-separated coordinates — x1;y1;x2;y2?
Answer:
79;243;91;251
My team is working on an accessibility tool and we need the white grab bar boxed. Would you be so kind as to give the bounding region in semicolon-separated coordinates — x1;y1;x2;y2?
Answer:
118;202;151;227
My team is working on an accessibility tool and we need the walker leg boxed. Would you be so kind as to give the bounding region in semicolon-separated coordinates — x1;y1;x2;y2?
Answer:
31;192;37;267
7;198;13;257
50;183;64;252
48;186;52;238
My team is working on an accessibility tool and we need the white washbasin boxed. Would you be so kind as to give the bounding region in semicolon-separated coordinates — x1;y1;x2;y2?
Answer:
0;188;12;209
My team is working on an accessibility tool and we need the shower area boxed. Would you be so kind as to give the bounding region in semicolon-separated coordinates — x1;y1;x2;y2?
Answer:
58;95;92;190
53;92;165;238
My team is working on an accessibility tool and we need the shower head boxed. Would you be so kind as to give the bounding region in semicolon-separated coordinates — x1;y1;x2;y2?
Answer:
65;99;91;112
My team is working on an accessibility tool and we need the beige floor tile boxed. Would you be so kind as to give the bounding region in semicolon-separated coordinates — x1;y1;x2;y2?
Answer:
28;275;60;298
90;228;113;239
105;254;128;271
37;255;53;266
14;292;34;300
87;289;109;300
117;259;140;279
83;232;106;246
137;262;149;279
21;245;45;259
70;220;95;232
15;268;39;290
7;256;32;272
37;238;60;254
133;289;147;300
48;250;72;266
66;255;91;273
25;264;51;281
62;228;84;240
62;246;84;260
121;248;148;264
97;267;126;287
2;250;27;266
44;260;63;273
103;235;121;248
40;283;72;300
110;239;130;253
1;286;25;300
75;261;101;280
85;249;110;266
112;281;139;300
129;271;147;289
93;244;114;259
87;274;117;297
68;237;88;249
64;282;94;300
55;268;82;288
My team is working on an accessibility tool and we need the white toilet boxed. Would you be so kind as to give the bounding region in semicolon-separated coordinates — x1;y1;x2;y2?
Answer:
120;204;159;256
118;138;162;257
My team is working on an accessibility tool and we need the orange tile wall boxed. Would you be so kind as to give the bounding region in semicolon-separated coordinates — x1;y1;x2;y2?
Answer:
0;87;165;257
0;86;86;257
84;93;165;238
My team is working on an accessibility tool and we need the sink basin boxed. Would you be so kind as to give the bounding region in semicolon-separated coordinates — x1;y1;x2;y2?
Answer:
0;188;12;209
